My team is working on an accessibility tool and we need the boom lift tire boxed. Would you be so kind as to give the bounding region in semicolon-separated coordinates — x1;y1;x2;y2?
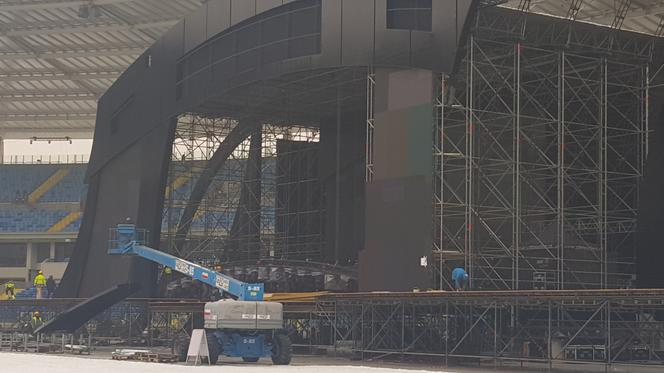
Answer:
271;334;292;365
176;338;188;362
206;332;221;365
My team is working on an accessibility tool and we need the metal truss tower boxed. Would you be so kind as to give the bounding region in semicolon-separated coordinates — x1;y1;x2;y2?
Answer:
435;7;654;290
162;115;322;264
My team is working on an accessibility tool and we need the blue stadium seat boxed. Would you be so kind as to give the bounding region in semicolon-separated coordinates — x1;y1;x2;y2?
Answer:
0;208;69;232
0;164;86;233
41;164;88;202
0;164;60;202
15;286;49;299
0;160;276;234
0;164;87;203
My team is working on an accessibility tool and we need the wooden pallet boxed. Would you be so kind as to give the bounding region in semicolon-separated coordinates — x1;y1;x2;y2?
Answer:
137;352;178;364
113;352;178;364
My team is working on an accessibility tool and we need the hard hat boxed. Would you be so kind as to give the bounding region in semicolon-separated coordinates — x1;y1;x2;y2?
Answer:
34;311;40;316
38;270;43;275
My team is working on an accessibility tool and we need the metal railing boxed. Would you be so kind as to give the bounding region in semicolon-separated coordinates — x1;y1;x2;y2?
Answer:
1;154;90;165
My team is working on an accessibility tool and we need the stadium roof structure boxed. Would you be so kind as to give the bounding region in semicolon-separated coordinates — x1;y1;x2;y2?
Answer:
0;0;202;138
0;0;663;138
502;0;664;37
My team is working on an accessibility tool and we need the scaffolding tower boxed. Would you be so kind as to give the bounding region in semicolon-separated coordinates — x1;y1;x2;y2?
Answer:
435;7;655;290
162;115;322;264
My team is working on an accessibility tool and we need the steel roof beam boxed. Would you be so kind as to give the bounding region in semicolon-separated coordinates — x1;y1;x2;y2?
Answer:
2;19;179;37
0;93;98;102
583;3;664;22
0;0;201;134
0;113;96;121
0;128;94;135
0;47;145;60
0;89;102;96
5;34;105;99
0;71;122;82
1;0;132;12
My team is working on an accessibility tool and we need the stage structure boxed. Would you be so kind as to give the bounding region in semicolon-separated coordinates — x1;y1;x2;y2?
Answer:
309;290;664;368
56;0;664;297
161;4;663;293
162;117;324;263
57;0;480;297
433;5;664;291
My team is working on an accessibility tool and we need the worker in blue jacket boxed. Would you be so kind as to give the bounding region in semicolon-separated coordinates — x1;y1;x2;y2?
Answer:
451;267;469;291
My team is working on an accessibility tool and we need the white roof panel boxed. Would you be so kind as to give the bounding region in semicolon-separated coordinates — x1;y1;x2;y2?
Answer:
0;0;202;138
502;0;664;37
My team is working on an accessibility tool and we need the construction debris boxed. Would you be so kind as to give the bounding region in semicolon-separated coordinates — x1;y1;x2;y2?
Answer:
111;349;178;364
64;344;91;354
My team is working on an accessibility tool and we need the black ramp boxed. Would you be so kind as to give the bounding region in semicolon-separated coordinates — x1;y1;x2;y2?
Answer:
34;283;140;334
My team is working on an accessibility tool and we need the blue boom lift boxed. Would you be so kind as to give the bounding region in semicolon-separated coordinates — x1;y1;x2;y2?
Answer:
109;223;291;365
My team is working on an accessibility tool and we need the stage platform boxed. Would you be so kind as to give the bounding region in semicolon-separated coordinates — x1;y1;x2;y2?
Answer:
4;288;664;314
3;289;664;368
319;288;664;303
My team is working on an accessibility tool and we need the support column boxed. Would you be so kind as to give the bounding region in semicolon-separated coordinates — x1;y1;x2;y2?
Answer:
600;57;609;288
466;36;475;288
558;51;566;290
26;242;35;282
513;42;522;290
50;241;56;260
174;120;261;250
0;136;4;164
437;74;446;290
226;127;263;261
359;68;434;292
645;65;650;160
320;110;365;265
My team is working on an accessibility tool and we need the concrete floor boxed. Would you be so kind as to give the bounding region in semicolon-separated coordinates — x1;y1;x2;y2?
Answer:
10;345;662;373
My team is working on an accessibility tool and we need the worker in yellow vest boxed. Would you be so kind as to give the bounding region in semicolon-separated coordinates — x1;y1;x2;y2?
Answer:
31;311;43;331
159;266;174;296
34;271;47;299
5;281;16;300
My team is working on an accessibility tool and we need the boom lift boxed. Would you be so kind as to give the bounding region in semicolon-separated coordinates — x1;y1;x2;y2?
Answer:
108;223;292;365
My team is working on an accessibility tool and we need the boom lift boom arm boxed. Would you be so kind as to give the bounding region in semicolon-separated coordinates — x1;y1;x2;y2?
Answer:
108;224;264;301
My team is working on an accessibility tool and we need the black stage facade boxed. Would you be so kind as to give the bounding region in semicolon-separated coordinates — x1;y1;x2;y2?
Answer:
57;0;478;298
57;0;664;299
